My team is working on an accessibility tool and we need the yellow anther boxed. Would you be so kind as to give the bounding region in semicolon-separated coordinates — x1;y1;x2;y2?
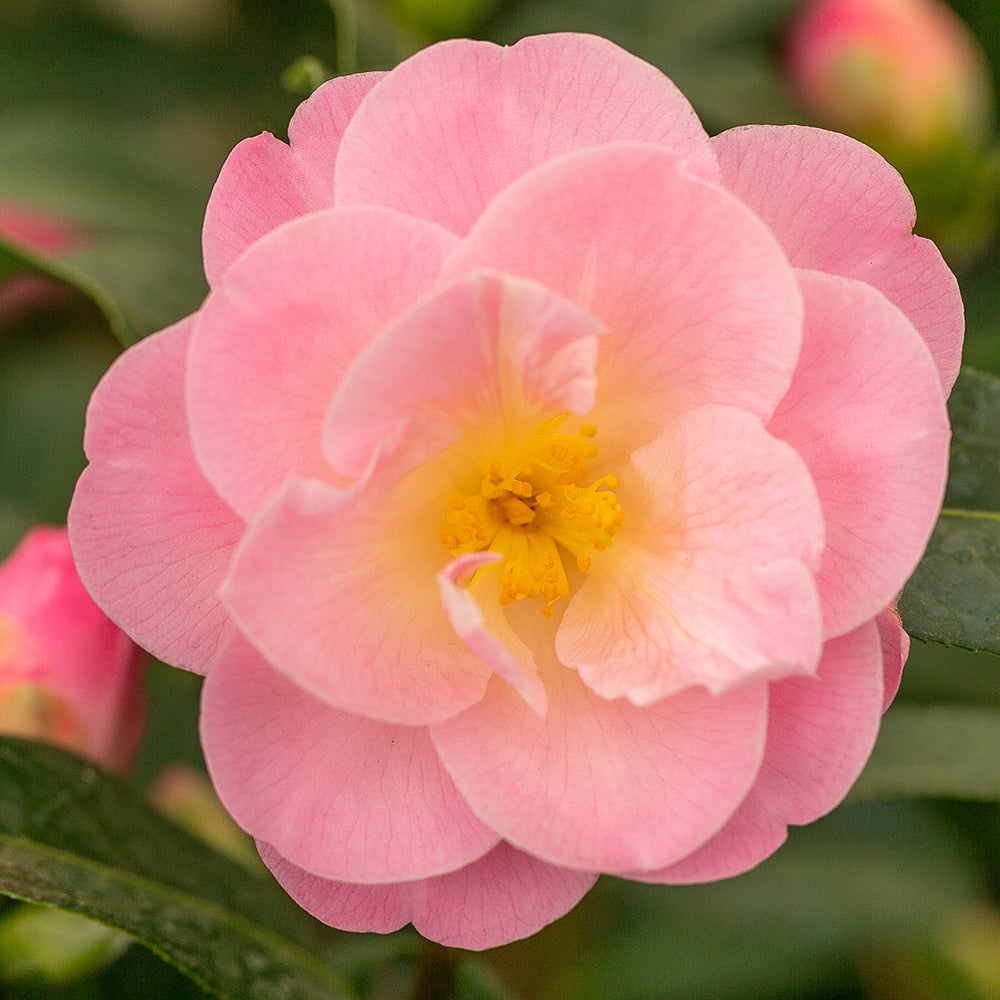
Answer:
498;496;536;527
439;414;622;616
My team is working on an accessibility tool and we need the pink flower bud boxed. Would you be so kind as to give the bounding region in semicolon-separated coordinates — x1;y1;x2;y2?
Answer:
787;0;993;148
0;527;144;772
0;200;85;258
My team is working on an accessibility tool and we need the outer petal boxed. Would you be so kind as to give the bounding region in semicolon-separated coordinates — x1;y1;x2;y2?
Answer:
202;71;384;286
559;405;824;703
322;269;605;479
200;634;497;883
769;270;951;638
259;841;596;950
642;619;885;883
223;467;492;726
69;318;242;674
443;143;804;457
431;657;769;873
189;207;459;521
876;606;909;712
713;124;963;392
334;33;719;236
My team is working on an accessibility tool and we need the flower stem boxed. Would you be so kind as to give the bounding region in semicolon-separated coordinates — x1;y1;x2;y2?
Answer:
411;940;458;1000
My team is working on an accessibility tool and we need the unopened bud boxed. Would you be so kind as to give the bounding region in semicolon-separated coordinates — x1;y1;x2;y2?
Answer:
787;0;993;148
0;528;145;772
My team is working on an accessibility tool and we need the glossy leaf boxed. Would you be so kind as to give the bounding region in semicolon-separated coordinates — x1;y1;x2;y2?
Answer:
899;368;1000;654
899;510;1000;653
0;736;353;1000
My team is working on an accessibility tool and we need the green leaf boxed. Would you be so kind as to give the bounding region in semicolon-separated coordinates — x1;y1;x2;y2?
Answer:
898;510;1000;653
943;367;1000;512
0;736;354;1000
899;368;1000;654
0;239;130;344
850;705;1000;802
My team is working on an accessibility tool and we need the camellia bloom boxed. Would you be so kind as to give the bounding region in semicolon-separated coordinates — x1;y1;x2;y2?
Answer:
0;527;144;772
70;33;961;948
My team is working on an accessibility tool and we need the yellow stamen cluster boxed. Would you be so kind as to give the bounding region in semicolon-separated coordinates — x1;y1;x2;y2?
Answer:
440;415;623;616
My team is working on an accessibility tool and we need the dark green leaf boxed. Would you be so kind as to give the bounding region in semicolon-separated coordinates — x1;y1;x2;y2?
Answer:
850;704;1000;802
943;366;1000;512
899;510;1000;654
899;367;1000;654
0;736;353;1000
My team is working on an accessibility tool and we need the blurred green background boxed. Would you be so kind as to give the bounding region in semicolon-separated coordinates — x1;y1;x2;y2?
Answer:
2;1;1000;997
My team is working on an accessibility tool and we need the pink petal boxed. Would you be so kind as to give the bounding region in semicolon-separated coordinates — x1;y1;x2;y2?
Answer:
322;269;604;479
431;657;769;873
333;33;719;236
202;71;384;286
876;606;909;712
442;142;804;458
559;405;824;703
259;840;596;950
189;207;459;520
223;468;492;726
438;552;547;717
769;270;951;638
200;634;497;882
642;618;885;883
68;318;242;674
713;124;964;392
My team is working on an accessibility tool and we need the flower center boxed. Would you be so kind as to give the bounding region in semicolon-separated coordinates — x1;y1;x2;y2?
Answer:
440;415;623;617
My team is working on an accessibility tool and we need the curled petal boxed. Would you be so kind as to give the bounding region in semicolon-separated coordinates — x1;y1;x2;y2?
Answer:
438;552;547;717
322;270;605;480
876;606;909;712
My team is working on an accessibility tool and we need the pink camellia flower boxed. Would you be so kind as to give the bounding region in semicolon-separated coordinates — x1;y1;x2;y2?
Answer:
69;33;961;948
787;0;993;148
0;527;144;772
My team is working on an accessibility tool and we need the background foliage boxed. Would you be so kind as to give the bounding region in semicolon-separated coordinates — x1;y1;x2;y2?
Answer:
2;0;1000;997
